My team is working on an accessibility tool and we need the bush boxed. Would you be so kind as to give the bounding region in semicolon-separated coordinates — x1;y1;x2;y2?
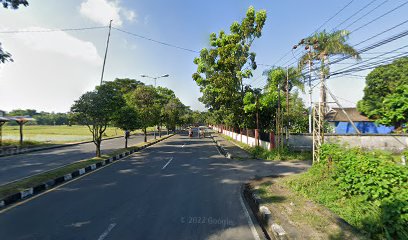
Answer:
287;144;408;239
325;144;408;239
248;146;312;161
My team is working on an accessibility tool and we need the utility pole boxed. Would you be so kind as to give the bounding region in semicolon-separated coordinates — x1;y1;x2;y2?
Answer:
286;66;290;142
100;20;113;85
276;82;281;151
256;93;260;146
293;40;314;133
307;49;313;134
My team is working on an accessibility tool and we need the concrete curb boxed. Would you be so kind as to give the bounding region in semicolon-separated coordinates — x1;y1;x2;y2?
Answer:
243;183;288;240
210;135;233;159
0;134;174;209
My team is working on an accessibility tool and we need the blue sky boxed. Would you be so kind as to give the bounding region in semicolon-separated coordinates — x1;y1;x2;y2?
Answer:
0;0;407;112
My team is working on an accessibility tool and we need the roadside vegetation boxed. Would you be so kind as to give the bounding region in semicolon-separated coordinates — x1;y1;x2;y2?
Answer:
283;144;408;240
0;135;170;199
221;135;311;161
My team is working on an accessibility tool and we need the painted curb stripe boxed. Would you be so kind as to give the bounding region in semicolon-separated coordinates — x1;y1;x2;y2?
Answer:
0;134;175;209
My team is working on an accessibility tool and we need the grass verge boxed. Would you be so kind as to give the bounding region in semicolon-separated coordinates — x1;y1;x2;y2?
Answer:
250;177;364;239
282;144;408;240
0;134;172;200
220;134;312;161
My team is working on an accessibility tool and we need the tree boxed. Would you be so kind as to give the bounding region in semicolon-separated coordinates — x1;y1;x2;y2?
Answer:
358;57;408;129
358;57;408;131
71;84;125;157
0;0;29;63
126;85;160;142
103;78;144;95
298;30;360;108
162;98;185;133
156;86;177;136
375;85;408;131
113;106;140;148
193;6;267;128
0;0;28;9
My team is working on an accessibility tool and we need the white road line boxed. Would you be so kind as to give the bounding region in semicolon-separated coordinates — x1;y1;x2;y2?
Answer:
181;143;185;148
239;194;261;240
162;157;173;169
97;223;116;240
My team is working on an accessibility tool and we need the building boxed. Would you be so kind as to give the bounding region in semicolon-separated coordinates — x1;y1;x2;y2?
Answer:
325;108;394;134
0;110;5;117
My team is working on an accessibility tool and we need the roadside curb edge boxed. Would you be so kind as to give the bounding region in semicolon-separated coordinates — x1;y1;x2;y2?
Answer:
0;134;175;209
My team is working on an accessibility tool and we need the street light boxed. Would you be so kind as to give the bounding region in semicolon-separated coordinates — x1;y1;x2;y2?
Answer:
140;74;169;87
140;74;170;140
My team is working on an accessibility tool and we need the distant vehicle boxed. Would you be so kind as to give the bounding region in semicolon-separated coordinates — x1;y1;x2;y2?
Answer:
198;126;207;138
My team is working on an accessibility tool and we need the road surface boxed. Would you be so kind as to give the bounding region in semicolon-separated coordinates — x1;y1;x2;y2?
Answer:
0;133;156;185
0;134;309;240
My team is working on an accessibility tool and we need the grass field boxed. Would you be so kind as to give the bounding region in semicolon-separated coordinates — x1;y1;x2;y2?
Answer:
0;125;151;145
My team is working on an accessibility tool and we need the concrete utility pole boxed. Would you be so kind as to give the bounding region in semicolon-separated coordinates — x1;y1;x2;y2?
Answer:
293;41;313;133
100;20;113;85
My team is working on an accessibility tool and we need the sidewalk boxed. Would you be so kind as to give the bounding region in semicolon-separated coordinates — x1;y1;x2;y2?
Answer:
212;133;254;159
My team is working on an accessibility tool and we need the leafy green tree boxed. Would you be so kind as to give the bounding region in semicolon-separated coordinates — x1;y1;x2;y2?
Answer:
71;84;125;157
162;98;185;133
298;30;360;107
126;85;160;142
0;0;28;9
0;0;29;63
358;57;408;130
193;6;267;128
156;86;177;135
103;78;144;95
113;106;140;148
374;85;408;131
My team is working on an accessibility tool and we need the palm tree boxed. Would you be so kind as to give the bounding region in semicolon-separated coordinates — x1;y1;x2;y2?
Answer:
263;66;304;93
298;30;361;110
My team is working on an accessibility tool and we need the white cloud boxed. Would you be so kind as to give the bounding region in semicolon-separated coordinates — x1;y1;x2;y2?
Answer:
79;0;137;27
122;9;136;22
8;27;102;65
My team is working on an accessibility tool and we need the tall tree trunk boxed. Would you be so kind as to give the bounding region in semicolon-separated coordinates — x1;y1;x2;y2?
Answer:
159;125;162;137
19;122;23;145
0;122;4;146
144;128;147;142
95;140;101;157
125;136;128;148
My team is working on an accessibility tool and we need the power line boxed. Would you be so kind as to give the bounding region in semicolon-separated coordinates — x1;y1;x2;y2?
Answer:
350;0;408;34
0;26;108;33
332;0;379;30
343;0;389;30
112;27;199;54
269;0;356;68
313;0;355;33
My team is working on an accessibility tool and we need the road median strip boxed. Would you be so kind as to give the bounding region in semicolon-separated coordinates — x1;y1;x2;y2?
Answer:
0;134;174;209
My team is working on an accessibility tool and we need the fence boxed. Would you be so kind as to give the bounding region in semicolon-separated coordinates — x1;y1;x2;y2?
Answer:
211;125;408;153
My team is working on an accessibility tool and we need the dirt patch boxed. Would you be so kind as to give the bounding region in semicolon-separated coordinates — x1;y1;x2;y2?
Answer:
249;176;364;240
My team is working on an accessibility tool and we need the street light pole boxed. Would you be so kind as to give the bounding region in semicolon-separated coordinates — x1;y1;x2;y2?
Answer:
140;74;170;139
140;74;169;88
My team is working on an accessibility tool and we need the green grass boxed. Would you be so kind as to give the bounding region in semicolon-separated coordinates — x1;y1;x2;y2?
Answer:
0;134;173;199
221;135;312;161
283;144;408;240
0;157;106;199
0;125;156;145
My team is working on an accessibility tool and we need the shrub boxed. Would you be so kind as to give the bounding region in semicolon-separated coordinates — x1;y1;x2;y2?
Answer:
321;144;408;239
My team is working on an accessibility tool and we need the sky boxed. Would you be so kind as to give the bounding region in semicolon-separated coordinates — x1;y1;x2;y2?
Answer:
0;0;407;113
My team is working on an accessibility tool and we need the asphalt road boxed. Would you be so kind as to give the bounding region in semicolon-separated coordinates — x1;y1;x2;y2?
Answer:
0;133;157;186
0;134;309;240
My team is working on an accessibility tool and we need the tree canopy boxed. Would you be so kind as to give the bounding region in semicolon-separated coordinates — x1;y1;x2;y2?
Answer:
192;6;267;128
358;57;408;130
71;84;125;156
0;0;29;63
